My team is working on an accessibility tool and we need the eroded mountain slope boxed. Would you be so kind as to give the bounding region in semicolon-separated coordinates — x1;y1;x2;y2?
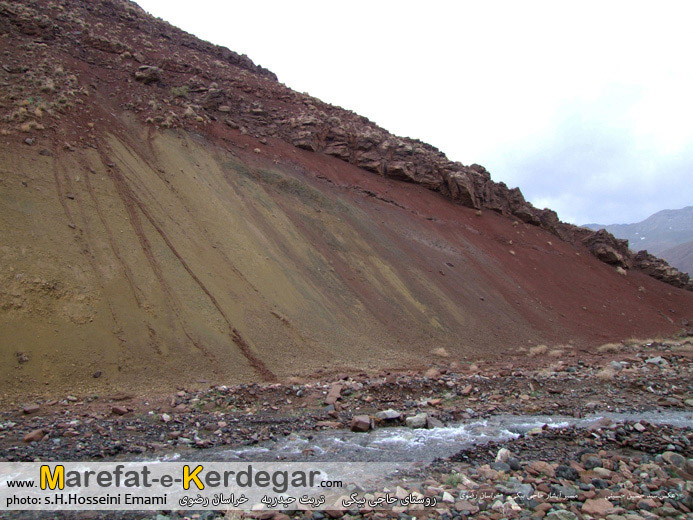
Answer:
1;0;693;395
2;113;693;395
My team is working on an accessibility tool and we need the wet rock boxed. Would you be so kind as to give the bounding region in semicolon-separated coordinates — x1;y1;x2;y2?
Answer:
315;421;341;428
587;417;612;431
405;413;428;429
657;396;682;407
350;415;371;432
375;409;401;421
426;416;444;428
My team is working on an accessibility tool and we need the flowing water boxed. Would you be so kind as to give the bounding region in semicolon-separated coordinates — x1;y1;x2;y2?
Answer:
160;410;693;463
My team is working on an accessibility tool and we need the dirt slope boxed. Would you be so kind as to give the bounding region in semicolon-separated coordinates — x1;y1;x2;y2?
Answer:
1;1;693;397
2;114;693;396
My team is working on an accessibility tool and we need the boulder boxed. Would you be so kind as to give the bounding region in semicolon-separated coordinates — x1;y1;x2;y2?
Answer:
527;460;555;477
23;404;40;414
495;447;511;463
582;455;604;469
581;498;616;516
445;170;477;208
495;480;533;497
325;383;343;405
111;405;129;416
315;421;342;428
200;88;225;109
375;409;401;421
645;356;668;366
546;511;578;520
405;413;428;429
23;429;45;443
134;66;162;84
426;416;444;428
555;465;579;480
661;451;685;468
633;250;693;289
582;230;629;268
350;415;371;432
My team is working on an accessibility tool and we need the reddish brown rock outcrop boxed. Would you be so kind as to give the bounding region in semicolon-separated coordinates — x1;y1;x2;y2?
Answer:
633;251;693;290
0;0;689;291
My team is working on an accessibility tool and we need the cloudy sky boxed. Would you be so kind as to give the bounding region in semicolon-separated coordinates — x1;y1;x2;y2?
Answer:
134;1;693;225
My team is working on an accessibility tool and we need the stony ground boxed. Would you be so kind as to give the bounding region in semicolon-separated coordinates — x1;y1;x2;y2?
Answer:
1;337;692;519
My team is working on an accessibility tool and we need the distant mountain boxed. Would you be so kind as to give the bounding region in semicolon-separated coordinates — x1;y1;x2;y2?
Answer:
659;240;693;276
584;206;693;273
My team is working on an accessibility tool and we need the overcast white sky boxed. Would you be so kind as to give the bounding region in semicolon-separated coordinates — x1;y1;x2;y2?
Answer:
134;0;693;225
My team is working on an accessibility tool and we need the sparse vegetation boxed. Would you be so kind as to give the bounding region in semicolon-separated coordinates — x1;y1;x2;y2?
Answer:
19;120;44;132
170;85;189;99
528;344;548;357
444;473;463;487
548;345;567;358
597;342;623;353
596;366;616;381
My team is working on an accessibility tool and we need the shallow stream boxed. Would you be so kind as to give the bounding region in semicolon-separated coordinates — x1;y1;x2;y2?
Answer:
160;410;693;463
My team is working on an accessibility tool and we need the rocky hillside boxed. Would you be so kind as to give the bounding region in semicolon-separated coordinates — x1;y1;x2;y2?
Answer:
660;240;693;277
586;206;693;276
1;0;693;395
2;0;691;291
